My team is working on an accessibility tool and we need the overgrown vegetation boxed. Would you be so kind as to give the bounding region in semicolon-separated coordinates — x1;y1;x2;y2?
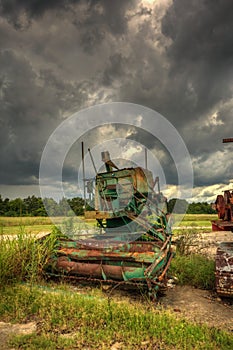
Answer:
0;284;232;350
0;228;58;285
170;253;215;290
170;228;216;289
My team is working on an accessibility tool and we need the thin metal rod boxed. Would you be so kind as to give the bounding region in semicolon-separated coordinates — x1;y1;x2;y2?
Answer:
81;141;86;211
88;148;97;174
145;148;148;169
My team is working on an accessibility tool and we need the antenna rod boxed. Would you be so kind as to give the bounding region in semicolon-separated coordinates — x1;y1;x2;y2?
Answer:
145;148;148;169
88;148;97;174
81;141;86;211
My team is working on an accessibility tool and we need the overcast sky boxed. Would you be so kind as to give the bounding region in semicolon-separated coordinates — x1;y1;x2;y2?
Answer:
0;0;233;202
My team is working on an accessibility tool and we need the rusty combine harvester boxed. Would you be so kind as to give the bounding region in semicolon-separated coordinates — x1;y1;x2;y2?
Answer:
212;138;233;297
46;147;174;299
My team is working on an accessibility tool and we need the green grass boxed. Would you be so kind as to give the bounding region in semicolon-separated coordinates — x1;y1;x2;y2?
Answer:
0;216;55;226
170;253;215;289
0;216;56;235
0;216;98;235
174;214;218;227
0;224;53;235
0;284;231;350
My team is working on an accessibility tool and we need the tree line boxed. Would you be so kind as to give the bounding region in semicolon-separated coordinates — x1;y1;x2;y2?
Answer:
0;195;85;217
0;195;216;217
167;198;216;214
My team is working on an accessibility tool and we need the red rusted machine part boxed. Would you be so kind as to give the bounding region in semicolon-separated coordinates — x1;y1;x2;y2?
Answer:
212;190;233;232
215;242;233;297
212;139;233;297
223;138;233;143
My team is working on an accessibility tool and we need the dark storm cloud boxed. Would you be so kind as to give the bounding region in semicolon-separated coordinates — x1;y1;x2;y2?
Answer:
162;0;233;65
0;49;96;185
159;0;233;187
161;0;233;119
0;0;137;35
0;0;233;200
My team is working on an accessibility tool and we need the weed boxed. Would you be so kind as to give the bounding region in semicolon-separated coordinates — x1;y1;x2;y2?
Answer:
174;229;201;255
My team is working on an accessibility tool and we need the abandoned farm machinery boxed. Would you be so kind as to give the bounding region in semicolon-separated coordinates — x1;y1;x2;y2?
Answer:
46;145;174;299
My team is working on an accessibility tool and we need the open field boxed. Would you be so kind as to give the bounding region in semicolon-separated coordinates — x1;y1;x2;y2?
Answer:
173;213;218;228
0;214;218;235
0;216;97;235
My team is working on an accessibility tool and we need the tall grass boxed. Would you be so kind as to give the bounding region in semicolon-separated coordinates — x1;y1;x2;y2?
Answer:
0;228;58;286
170;253;215;289
170;229;215;289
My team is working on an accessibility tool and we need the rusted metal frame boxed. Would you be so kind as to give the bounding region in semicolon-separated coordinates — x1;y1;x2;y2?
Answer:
158;250;174;282
58;239;161;252
132;184;166;218
130;189;169;238
160;235;172;251
144;244;171;279
145;278;162;300
117;209;136;234
57;248;157;263
126;212;154;231
98;179;136;234
114;180;167;228
215;242;233;297
48;257;169;299
144;251;166;278
131;183;160;214
99;180;112;212
100;179;169;242
120;261;128;281
47;272;149;287
126;212;166;243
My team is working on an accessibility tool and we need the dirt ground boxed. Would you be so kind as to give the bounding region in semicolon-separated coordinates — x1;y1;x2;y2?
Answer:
159;230;233;332
160;284;233;332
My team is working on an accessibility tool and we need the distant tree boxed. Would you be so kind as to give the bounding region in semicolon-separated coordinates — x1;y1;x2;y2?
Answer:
43;198;60;216
67;197;85;216
23;196;47;216
5;198;25;216
0;195;4;215
187;202;216;214
58;197;71;216
168;198;189;214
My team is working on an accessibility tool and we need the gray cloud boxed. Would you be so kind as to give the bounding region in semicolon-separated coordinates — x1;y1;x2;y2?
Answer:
0;0;233;201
